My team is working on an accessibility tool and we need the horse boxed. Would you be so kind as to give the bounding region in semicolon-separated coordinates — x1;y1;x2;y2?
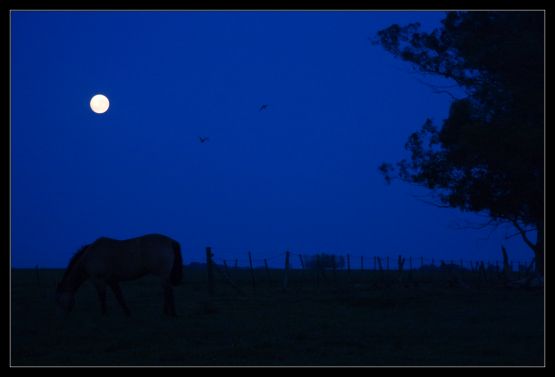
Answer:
55;233;183;317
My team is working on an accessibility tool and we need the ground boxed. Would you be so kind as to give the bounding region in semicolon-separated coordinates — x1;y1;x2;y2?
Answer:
10;268;544;366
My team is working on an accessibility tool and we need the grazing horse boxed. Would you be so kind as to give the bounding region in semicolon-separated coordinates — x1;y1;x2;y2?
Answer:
55;234;183;317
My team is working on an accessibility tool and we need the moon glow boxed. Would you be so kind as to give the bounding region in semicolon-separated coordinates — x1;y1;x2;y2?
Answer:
90;94;110;114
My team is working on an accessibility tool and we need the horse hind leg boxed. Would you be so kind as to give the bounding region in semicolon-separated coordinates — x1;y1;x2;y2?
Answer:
162;282;177;317
109;282;131;317
168;286;176;317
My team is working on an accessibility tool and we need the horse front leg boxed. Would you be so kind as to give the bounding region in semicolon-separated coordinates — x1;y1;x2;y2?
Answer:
109;282;131;317
93;282;107;315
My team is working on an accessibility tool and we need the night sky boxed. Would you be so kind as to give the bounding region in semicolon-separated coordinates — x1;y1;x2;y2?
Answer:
11;11;533;268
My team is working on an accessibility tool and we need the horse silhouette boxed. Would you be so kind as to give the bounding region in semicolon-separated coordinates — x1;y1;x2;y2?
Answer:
56;234;183;317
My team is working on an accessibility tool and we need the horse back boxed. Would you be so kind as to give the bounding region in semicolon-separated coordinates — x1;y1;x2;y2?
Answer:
84;234;177;281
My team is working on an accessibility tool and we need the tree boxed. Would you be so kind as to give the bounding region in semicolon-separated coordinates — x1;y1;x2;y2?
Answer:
374;11;544;275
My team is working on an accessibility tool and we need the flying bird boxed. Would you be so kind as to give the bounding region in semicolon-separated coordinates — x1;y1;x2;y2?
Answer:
259;104;269;111
199;136;209;143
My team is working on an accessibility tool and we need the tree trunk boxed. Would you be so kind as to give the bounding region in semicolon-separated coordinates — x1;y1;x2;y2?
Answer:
534;221;544;276
501;246;510;280
512;218;544;277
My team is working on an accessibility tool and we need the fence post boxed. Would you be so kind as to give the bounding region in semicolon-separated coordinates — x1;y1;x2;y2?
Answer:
526;259;535;274
206;247;214;296
248;251;256;291
264;258;271;282
397;255;405;283
398;255;405;272
316;254;320;288
215;259;244;295
35;265;40;286
283;251;290;290
479;261;487;282
299;254;305;269
376;257;384;283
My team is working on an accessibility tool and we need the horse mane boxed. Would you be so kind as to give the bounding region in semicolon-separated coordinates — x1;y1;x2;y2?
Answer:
58;244;90;290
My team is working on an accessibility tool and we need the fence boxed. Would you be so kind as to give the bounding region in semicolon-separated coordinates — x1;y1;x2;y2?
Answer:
207;249;532;272
200;247;537;294
26;248;537;294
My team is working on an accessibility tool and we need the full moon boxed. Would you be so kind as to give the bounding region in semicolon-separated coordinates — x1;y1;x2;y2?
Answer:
90;94;110;114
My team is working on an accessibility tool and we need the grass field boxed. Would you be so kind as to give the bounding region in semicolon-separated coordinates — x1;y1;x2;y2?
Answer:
10;267;544;366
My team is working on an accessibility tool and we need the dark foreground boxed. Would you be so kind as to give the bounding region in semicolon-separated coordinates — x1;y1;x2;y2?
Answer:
11;268;544;366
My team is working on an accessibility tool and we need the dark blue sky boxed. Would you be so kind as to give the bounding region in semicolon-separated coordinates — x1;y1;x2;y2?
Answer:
11;11;533;268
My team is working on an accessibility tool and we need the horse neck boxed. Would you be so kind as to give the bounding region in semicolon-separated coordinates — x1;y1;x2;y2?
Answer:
62;259;88;294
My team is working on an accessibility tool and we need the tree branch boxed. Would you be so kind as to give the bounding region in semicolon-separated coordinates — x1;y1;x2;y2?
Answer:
474;220;504;241
451;217;500;231
415;78;462;100
504;227;537;240
410;194;451;208
509;219;537;251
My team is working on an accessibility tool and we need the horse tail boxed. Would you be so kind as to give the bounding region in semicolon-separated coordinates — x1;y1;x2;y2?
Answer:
170;240;183;286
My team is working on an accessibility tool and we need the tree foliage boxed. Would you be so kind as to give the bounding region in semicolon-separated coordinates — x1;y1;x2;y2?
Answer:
374;12;544;273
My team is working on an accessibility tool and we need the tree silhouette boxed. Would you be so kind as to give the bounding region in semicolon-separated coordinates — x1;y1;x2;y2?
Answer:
374;11;544;275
